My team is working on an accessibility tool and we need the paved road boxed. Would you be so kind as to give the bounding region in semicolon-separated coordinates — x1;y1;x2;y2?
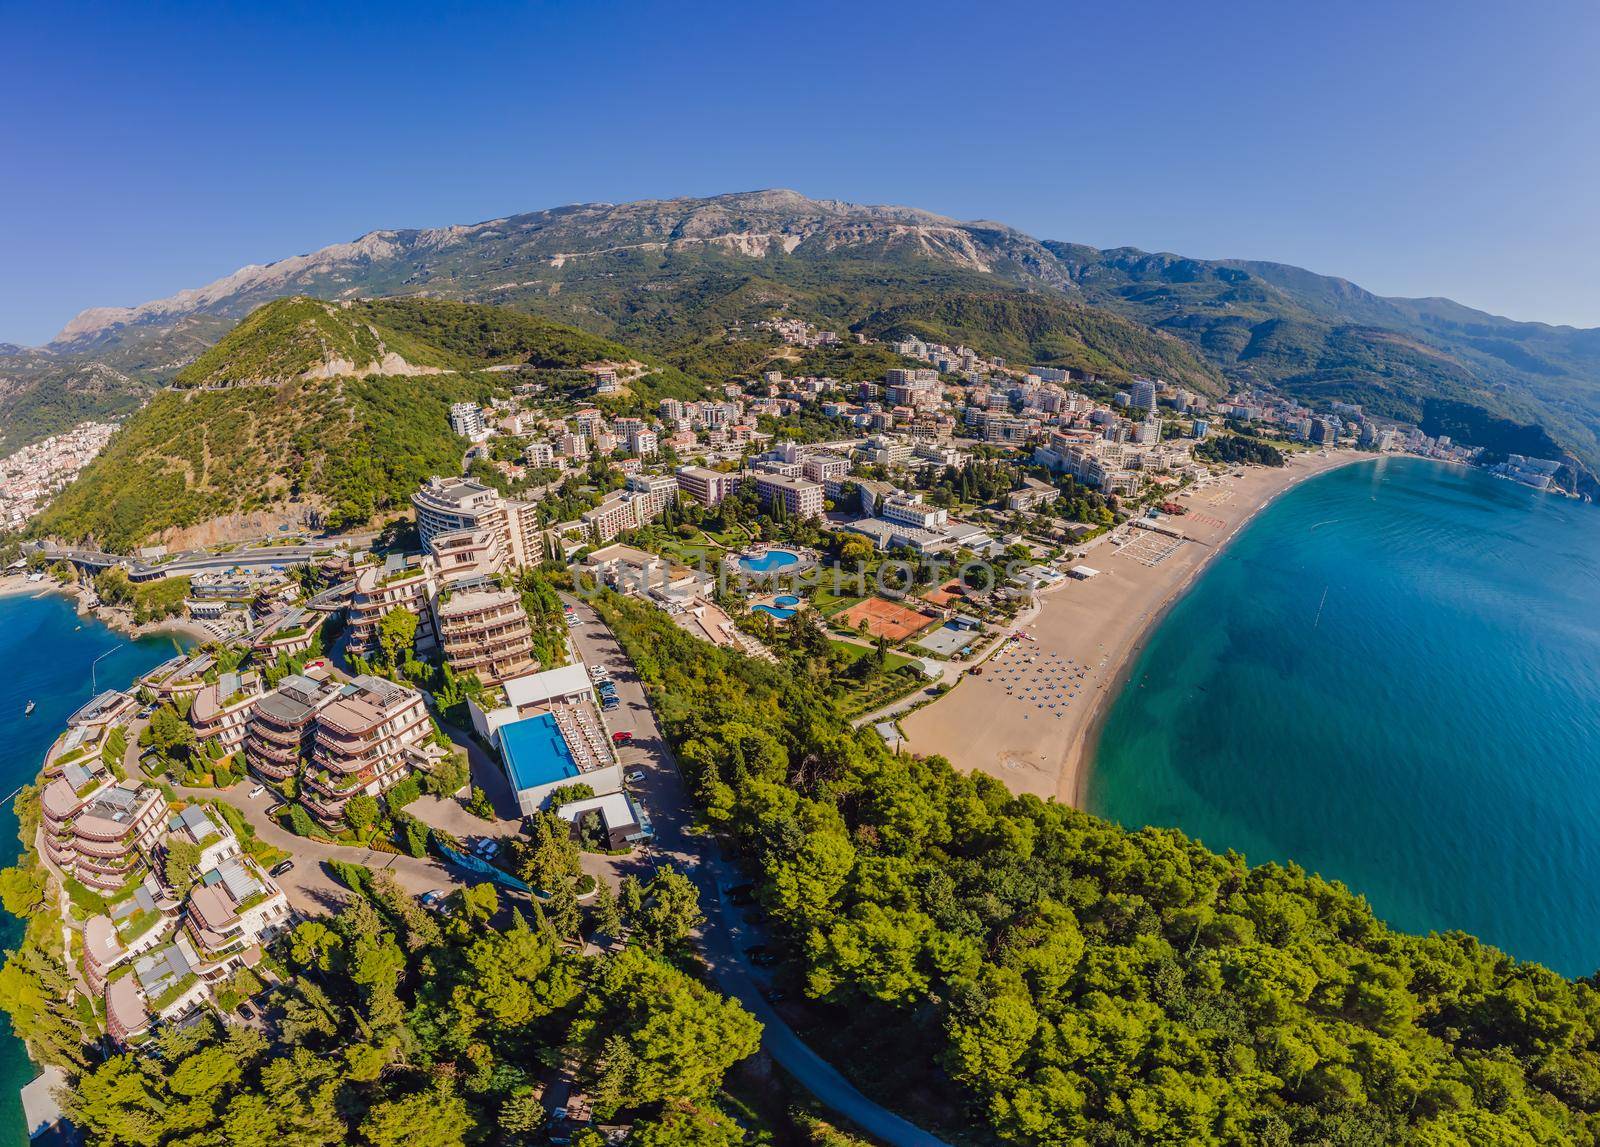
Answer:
563;597;952;1147
124;717;496;915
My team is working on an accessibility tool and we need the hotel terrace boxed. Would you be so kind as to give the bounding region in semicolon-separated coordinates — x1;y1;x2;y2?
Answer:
435;587;536;685
302;675;432;827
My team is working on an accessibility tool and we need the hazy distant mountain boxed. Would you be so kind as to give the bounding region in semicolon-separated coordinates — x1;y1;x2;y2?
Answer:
8;190;1598;484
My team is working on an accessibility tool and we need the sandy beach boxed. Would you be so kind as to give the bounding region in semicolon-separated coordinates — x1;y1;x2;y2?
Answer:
900;450;1377;806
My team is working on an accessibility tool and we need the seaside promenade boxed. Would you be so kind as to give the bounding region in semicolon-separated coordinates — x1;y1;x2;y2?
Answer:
900;450;1374;805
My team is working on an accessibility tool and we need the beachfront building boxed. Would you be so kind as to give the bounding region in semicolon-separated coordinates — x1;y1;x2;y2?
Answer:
187;670;264;758
64;690;138;740
244;674;338;784
106;938;210;1047
42;779;168;893
303;675;432;827
82;882;174;994
436;588;536;685
140;652;216;707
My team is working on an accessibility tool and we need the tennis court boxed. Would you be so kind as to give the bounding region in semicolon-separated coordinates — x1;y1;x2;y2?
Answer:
836;596;936;642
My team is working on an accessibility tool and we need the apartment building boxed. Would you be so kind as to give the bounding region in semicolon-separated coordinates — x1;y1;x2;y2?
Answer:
752;473;824;519
436;588;536;685
345;557;437;657
42;779;168;893
248;607;319;661
581;492;639;544
182;853;292;976
449;402;489;440
187;670;263;757
802;454;850;483
627;472;678;515
244;674;338;783
107;938;208;1047
303;676;432;827
413;476;545;573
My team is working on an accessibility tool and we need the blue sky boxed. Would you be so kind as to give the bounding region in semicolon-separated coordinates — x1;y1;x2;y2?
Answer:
3;0;1597;345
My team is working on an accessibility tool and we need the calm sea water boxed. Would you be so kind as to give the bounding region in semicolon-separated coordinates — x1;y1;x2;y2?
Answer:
0;590;186;1143
1088;456;1600;977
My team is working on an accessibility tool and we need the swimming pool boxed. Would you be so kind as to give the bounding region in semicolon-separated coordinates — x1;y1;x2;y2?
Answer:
739;549;801;573
774;594;801;607
752;604;796;620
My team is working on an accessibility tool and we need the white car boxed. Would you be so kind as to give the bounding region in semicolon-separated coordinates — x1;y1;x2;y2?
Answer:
247;785;266;799
626;770;645;784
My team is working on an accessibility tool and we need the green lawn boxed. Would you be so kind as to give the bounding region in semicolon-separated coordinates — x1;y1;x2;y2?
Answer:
829;639;915;673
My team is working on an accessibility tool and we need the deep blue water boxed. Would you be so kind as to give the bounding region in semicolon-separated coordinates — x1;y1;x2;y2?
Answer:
0;590;187;1143
1088;457;1600;976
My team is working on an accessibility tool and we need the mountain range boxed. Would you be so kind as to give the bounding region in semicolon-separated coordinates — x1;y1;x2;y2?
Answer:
6;189;1598;490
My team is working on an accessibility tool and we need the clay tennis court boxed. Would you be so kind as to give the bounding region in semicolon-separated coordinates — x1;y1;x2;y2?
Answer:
836;596;936;642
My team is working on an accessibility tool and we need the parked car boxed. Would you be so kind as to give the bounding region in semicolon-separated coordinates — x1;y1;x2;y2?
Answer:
611;731;632;744
247;784;266;799
625;770;645;783
236;1002;256;1019
269;860;294;878
137;705;156;719
265;803;286;818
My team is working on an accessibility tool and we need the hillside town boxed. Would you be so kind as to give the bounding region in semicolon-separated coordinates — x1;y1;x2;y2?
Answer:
0;421;117;531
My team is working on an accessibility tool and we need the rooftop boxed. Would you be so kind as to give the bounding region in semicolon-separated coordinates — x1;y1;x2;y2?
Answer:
503;663;592;710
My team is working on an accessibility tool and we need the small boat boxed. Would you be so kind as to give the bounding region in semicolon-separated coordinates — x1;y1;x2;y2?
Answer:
24;700;35;715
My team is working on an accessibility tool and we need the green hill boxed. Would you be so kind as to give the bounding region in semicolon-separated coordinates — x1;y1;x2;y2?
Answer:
174;296;638;387
32;297;672;549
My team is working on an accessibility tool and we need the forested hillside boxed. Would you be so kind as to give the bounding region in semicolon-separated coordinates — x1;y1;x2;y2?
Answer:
597;591;1600;1145
30;296;685;548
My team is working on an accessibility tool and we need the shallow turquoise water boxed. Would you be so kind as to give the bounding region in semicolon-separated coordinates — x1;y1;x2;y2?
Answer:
0;591;187;1143
1087;457;1600;976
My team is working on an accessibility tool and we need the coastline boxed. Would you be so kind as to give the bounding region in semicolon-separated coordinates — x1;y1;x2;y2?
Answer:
0;575;212;647
900;450;1380;807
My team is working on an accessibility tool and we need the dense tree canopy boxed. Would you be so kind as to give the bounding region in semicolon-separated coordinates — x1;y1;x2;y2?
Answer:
596;591;1600;1145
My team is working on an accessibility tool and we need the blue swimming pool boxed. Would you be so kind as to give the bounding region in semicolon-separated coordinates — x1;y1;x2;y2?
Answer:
752;604;796;620
498;712;579;793
739;549;801;573
774;594;801;607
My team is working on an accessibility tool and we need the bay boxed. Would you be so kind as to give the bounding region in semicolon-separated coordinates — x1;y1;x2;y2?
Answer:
1088;456;1600;976
0;588;187;1143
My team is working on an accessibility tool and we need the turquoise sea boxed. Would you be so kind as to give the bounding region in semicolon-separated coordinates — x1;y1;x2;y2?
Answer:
0;590;186;1143
1088;456;1600;977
